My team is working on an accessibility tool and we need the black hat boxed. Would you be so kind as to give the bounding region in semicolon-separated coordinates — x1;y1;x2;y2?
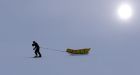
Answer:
33;41;36;43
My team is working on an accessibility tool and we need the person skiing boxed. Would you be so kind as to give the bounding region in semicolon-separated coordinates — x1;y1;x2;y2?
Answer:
32;41;42;57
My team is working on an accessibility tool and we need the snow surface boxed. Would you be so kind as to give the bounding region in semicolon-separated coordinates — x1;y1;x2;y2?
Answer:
0;42;140;75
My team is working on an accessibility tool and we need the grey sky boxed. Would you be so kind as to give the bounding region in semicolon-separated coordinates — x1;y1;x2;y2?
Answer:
0;0;140;75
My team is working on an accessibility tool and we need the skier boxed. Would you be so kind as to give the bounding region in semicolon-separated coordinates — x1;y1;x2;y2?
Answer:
32;41;42;57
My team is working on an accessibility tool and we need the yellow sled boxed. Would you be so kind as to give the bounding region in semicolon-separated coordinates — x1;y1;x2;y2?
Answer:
66;48;91;54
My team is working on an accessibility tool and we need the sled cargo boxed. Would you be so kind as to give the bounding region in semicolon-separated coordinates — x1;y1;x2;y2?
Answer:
66;48;91;54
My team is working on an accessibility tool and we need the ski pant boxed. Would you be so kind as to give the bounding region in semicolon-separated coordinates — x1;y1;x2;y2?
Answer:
34;48;41;57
